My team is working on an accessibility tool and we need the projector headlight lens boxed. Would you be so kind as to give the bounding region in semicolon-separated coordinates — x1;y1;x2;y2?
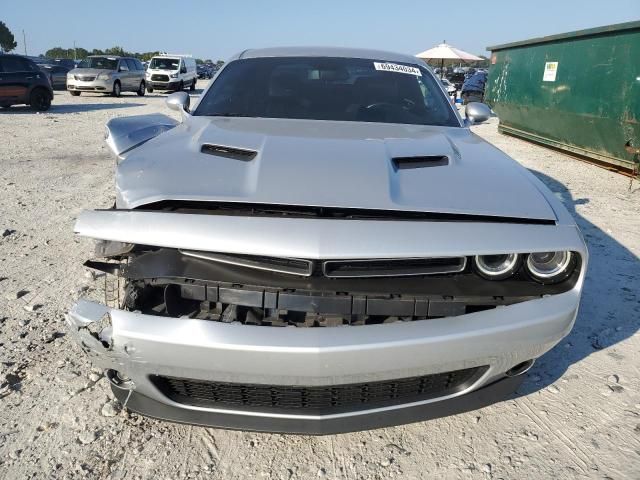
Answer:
526;251;574;283
474;253;520;280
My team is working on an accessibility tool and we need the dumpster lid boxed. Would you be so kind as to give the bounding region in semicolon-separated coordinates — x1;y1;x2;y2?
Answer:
487;20;640;51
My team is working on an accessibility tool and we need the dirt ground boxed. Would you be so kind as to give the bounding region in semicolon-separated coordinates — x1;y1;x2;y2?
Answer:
1;85;639;479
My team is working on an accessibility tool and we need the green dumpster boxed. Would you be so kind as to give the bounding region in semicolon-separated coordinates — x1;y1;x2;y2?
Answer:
485;21;640;172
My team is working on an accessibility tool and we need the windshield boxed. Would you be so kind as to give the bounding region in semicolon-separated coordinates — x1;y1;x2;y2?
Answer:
78;57;118;70
149;57;180;70
195;57;459;126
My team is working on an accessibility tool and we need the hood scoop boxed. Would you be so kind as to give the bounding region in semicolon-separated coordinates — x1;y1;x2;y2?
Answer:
201;143;257;161
392;155;449;170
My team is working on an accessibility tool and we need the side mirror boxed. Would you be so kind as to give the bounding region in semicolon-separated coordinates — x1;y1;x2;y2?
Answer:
166;91;190;113
180;67;187;74
465;102;492;124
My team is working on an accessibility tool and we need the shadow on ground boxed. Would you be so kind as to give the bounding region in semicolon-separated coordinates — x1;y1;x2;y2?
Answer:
0;103;144;114
516;169;640;396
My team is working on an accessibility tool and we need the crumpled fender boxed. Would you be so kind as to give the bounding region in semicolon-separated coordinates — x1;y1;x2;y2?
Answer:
105;113;178;160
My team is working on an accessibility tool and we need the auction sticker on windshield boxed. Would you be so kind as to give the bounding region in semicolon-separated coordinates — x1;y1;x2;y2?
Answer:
374;62;421;76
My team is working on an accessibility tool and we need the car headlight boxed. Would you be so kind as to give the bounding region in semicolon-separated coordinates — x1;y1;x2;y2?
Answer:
526;251;574;283
170;73;178;78
97;73;110;80
473;253;520;280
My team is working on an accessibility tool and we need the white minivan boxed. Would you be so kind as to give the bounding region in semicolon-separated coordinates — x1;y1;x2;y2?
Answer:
146;55;197;93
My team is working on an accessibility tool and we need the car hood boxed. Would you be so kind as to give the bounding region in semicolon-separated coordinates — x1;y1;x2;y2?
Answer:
115;117;556;222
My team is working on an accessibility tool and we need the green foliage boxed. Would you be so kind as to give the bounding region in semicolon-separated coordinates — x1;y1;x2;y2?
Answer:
43;45;161;61
0;21;17;53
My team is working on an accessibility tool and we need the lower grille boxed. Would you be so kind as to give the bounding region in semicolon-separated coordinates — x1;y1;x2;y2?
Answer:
151;74;170;82
151;367;486;414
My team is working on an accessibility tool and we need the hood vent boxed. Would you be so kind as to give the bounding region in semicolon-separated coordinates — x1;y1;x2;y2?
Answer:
392;155;449;170
201;143;257;161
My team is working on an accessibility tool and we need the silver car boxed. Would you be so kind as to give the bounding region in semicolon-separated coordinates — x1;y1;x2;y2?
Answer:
68;47;587;434
67;55;146;97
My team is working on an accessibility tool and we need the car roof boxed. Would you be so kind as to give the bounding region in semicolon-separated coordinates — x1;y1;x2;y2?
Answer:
0;53;31;59
233;46;424;66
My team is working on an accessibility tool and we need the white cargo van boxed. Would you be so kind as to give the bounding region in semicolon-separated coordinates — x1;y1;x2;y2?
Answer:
145;54;197;93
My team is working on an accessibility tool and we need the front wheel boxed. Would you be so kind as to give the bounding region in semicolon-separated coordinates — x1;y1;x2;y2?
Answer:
30;89;52;111
69;91;81;96
137;81;146;96
112;81;121;97
190;79;196;91
178;80;184;91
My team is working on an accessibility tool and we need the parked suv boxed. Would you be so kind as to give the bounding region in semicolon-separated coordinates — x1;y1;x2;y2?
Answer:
146;55;197;92
0;54;53;111
67;56;146;97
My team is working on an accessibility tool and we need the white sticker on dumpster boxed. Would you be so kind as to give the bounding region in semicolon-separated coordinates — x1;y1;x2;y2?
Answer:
374;62;422;76
543;62;558;82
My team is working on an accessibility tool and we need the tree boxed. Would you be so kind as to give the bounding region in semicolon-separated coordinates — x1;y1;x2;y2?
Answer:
215;60;224;68
0;21;17;53
104;46;125;56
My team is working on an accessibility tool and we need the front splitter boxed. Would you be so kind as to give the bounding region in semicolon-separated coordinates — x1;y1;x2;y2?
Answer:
112;374;524;435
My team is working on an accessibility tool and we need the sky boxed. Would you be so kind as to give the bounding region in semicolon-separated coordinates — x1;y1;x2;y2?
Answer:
2;0;639;60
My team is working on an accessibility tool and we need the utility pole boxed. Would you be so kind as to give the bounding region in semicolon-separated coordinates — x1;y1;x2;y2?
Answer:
22;30;27;56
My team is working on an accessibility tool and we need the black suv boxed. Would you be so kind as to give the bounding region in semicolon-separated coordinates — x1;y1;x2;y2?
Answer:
0;54;54;111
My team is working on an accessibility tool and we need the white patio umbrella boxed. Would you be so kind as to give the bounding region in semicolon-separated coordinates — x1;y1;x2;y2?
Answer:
416;41;483;77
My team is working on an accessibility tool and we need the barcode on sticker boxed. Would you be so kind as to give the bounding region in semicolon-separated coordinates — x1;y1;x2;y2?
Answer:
374;62;421;76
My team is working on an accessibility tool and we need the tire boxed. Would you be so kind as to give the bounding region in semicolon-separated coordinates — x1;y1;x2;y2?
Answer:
29;88;52;111
70;91;81;96
137;81;146;96
112;81;121;97
179;80;184;91
190;79;196;91
147;86;154;93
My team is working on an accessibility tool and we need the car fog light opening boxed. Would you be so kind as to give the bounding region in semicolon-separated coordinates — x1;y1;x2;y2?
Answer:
473;253;520;280
526;251;574;283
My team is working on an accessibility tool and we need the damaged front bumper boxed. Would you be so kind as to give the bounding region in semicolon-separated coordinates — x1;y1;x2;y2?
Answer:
67;289;579;434
67;209;587;433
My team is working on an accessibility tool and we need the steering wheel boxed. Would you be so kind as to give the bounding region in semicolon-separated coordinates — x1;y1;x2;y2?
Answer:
364;102;397;111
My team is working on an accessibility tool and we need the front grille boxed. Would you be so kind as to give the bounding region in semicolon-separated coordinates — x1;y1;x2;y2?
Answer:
182;250;313;276
74;75;96;81
323;257;466;278
150;367;486;414
179;250;465;279
151;74;170;82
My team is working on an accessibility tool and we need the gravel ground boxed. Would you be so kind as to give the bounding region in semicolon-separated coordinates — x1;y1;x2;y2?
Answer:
1;85;639;479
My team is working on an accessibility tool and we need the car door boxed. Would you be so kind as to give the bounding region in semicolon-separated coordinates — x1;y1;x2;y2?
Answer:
117;59;132;91
126;59;140;89
50;66;67;89
0;57;36;104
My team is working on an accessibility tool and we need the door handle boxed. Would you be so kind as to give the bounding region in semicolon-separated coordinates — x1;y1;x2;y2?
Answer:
25;76;34;80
